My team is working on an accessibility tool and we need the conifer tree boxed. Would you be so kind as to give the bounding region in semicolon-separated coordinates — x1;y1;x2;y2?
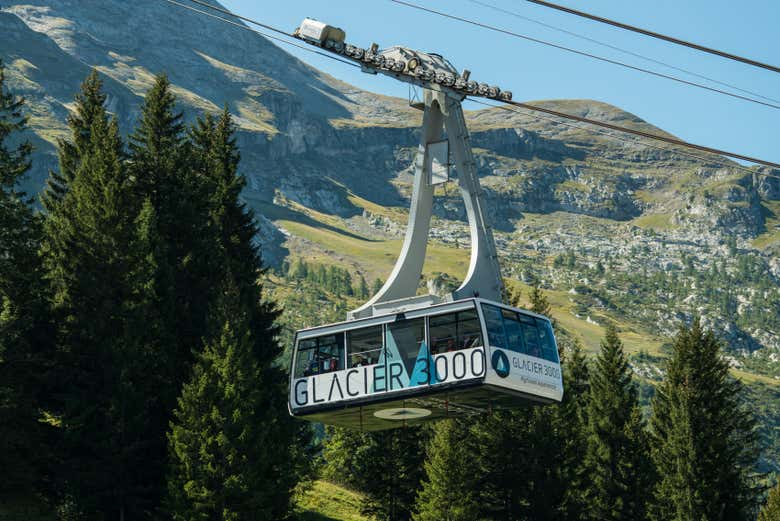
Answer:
166;106;300;517
357;274;369;299
361;427;427;521
371;277;383;296
126;75;217;510
42;77;146;517
649;318;760;521
42;70;107;211
167;277;283;520
503;279;521;310
759;482;780;521
320;426;373;489
129;75;214;376
414;419;480;521
583;325;651;521
471;409;533;519
529;285;553;321
0;60;53;505
556;338;590;519
190;107;281;364
321;426;427;520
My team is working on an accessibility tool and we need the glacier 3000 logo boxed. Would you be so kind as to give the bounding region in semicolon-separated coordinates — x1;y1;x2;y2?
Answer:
491;350;510;378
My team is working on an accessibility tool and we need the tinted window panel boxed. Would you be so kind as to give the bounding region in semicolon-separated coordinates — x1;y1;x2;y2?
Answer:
430;312;458;354
347;325;383;367
536;318;559;362
429;309;484;354
521;319;542;359
501;309;525;354
482;304;507;349
294;340;316;378
386;318;425;376
317;335;343;373
294;334;344;378
458;310;483;349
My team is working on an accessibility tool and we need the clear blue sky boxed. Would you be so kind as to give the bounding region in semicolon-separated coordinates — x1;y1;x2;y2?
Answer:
221;0;780;165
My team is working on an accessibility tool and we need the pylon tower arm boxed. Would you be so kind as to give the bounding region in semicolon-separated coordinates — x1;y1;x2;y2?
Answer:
443;95;504;302
348;88;503;320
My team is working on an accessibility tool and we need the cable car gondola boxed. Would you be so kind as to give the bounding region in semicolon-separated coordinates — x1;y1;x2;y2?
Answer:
289;19;563;430
290;298;562;430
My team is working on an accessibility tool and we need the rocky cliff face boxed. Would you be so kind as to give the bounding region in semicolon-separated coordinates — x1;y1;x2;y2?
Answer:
1;1;778;362
3;1;774;231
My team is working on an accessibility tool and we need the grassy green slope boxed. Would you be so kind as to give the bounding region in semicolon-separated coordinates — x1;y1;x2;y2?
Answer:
753;200;780;250
296;481;372;521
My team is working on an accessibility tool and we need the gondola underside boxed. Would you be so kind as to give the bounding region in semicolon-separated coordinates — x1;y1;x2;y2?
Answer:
296;380;554;431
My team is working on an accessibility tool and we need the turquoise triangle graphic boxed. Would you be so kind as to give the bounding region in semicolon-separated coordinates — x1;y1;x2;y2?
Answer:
496;356;507;373
375;331;412;391
409;341;436;386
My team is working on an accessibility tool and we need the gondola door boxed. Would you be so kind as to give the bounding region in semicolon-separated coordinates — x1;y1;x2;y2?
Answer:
381;317;431;393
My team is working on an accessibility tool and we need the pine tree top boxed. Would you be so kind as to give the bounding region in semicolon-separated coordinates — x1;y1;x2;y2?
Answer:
43;69;108;211
129;74;184;157
529;285;553;319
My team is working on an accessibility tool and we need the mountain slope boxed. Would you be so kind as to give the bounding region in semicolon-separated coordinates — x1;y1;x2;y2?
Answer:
2;0;778;472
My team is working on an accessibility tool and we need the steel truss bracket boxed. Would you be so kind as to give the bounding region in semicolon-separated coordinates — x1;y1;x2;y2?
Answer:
348;89;503;320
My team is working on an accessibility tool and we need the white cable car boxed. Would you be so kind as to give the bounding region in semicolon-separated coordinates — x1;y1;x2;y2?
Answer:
289;21;563;429
290;298;562;430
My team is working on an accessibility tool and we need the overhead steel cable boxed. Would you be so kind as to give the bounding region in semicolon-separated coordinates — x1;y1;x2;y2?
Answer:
466;98;766;177
489;98;780;172
162;0;360;68
162;0;780;177
183;0;291;37
388;0;780;111
526;0;780;75
467;0;780;106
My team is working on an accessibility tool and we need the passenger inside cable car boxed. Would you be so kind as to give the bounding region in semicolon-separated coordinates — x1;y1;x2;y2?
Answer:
347;325;383;367
429;309;482;354
295;334;344;377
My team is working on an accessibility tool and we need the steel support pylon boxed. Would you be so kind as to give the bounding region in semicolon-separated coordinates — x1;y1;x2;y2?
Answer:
349;89;503;320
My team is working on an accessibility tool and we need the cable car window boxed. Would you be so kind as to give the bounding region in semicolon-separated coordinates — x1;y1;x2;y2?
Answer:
430;313;457;354
501;309;525;354
347;325;383;367
294;334;344;378
386;318;425;375
536;318;559;363
482;304;508;348
519;316;542;359
294;339;317;378
458;310;483;350
429;310;483;354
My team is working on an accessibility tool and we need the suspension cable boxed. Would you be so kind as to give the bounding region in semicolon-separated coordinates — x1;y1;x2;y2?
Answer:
526;0;780;74
473;98;780;175
162;0;780;178
467;0;780;105
388;0;780;111
162;0;360;68
465;99;766;178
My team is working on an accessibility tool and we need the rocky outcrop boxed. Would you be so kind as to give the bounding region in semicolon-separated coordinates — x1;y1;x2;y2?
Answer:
757;169;780;200
470;127;581;162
